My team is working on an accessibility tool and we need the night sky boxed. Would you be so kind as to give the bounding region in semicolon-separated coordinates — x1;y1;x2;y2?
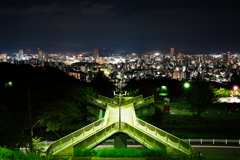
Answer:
1;0;240;55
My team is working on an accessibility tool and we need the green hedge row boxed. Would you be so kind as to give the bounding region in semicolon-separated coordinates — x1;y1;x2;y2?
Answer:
0;147;48;160
74;148;168;158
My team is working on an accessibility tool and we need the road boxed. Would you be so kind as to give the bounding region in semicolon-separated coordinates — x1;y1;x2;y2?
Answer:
193;145;240;159
193;145;240;155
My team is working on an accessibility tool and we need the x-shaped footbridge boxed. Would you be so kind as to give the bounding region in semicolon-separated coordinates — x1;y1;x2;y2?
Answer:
46;95;194;157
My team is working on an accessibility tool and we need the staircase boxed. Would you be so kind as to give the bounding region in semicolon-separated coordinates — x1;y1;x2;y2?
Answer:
45;95;194;157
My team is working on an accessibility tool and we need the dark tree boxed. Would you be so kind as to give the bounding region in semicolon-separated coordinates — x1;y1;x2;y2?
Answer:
90;71;114;97
184;82;214;117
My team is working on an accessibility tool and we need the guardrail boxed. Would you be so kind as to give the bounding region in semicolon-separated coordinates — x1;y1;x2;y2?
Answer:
133;95;155;109
182;139;240;145
46;104;110;155
131;105;194;155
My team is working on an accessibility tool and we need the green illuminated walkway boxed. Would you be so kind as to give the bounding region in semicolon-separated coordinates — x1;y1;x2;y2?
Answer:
46;96;194;157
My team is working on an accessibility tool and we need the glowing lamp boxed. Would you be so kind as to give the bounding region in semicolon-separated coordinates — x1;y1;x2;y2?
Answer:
184;83;190;88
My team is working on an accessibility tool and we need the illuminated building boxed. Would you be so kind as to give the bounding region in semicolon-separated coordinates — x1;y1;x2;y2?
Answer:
94;49;99;60
26;47;31;56
170;48;174;56
38;48;43;60
1;54;7;62
173;71;180;79
227;51;231;58
19;49;23;58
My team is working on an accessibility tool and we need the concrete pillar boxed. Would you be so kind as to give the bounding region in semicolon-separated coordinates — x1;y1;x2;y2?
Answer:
98;110;103;119
114;133;127;148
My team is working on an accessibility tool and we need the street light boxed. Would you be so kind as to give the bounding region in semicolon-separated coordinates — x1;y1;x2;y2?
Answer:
184;82;190;89
234;86;238;102
114;71;126;130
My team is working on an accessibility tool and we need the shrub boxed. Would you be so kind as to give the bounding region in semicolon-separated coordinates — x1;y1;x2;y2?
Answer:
0;146;49;160
74;148;96;157
96;148;165;157
74;148;167;158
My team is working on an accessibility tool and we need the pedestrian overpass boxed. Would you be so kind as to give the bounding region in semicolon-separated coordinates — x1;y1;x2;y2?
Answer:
46;95;194;157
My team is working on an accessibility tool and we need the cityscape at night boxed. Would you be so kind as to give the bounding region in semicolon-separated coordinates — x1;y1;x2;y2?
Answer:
1;0;240;160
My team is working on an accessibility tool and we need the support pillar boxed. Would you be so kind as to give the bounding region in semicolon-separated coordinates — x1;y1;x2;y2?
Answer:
98;110;103;119
114;133;127;148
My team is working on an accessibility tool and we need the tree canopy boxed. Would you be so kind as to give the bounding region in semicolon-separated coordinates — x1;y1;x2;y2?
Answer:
90;71;114;97
184;82;215;117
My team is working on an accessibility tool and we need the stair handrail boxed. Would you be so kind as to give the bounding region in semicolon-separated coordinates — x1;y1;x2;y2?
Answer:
46;104;110;155
87;96;107;108
131;104;194;155
133;95;155;109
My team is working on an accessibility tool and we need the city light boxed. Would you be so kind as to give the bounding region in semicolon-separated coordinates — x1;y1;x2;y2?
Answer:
234;86;238;90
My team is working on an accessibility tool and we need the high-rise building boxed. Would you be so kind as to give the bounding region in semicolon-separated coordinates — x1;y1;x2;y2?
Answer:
227;51;231;58
38;48;43;60
180;49;184;57
26;47;31;56
170;48;174;56
19;49;23;58
94;49;99;60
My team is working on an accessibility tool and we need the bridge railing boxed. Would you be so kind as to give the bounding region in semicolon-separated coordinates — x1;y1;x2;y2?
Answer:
98;95;143;106
87;96;107;109
46;104;110;155
133;95;155;109
121;122;166;149
98;95;119;106
131;105;194;155
121;95;143;106
85;122;119;149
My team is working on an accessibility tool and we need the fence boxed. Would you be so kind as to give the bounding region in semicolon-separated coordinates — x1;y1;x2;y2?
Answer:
183;139;240;145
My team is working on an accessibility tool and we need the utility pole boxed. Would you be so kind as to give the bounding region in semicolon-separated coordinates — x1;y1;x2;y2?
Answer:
22;88;34;126
22;87;35;152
